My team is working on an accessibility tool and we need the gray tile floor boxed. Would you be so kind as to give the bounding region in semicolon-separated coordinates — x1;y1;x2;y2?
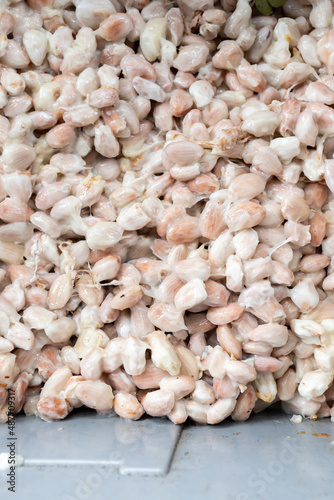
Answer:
1;409;333;500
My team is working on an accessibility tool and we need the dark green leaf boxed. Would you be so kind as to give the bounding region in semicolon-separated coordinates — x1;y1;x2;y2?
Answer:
268;0;286;7
255;0;273;14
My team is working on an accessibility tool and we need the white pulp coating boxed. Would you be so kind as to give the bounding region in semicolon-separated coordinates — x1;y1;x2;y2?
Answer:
290;414;302;424
0;0;333;426
0;453;24;470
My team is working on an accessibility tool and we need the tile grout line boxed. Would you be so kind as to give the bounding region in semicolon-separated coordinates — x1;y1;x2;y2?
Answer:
164;425;184;475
